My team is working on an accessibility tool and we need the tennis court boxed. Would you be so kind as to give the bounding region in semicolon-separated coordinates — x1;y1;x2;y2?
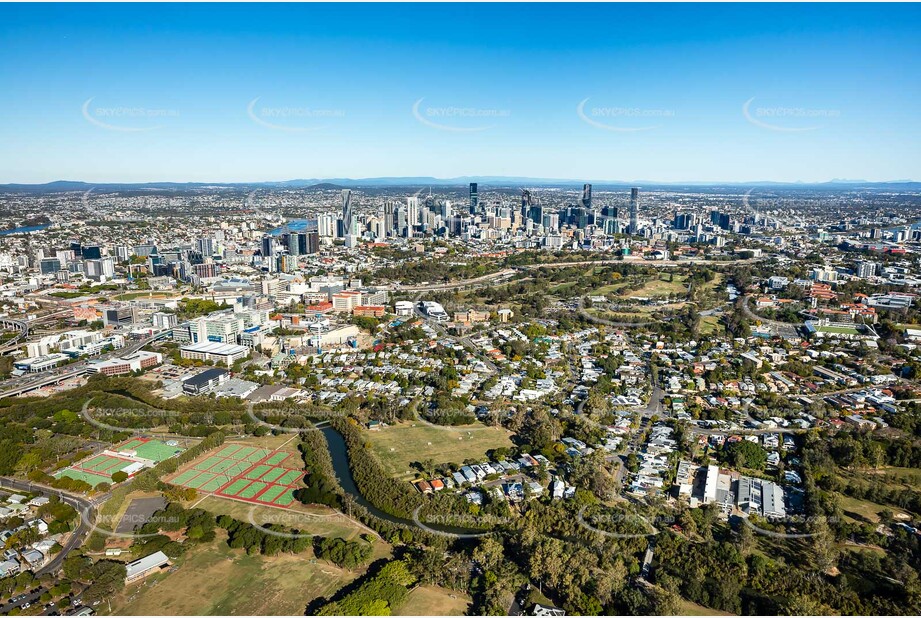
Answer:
166;442;305;508
53;468;112;487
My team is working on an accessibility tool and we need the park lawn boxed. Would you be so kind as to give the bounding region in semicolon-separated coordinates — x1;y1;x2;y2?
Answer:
398;585;472;616
677;598;735;616
365;421;515;481
700;315;724;335
837;494;909;524
105;532;367;616
603;273;688;299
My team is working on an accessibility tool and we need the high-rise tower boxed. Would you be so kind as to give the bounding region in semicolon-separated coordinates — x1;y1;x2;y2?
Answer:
341;189;353;236
629;187;639;234
582;183;592;210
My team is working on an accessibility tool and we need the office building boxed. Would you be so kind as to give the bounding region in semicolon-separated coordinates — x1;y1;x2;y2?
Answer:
341;189;353;236
581;183;592;211
628;187;639;234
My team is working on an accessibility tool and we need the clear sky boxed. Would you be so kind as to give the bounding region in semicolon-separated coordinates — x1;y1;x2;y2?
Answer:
1;2;919;184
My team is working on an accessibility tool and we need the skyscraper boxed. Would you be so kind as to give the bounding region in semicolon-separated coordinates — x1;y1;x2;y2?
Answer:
629;187;639;234
582;183;592;211
341;189;353;236
261;235;274;257
383;201;396;237
469;182;478;215
407;196;420;229
196;238;214;257
521;189;532;220
286;232;299;257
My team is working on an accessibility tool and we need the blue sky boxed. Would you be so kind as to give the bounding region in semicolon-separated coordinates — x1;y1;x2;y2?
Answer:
1;2;919;183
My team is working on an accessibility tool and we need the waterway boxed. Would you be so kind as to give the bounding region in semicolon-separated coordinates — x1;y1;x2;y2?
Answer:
319;426;482;536
0;223;51;236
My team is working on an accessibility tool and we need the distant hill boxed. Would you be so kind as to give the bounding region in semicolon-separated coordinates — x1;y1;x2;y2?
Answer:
2;177;919;193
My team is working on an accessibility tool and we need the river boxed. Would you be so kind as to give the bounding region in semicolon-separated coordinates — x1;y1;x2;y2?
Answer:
319;426;485;536
0;223;51;236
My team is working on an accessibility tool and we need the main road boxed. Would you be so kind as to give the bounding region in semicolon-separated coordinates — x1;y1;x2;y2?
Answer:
0;476;99;576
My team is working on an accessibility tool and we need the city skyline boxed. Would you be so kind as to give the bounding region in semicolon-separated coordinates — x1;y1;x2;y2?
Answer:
1;3;920;184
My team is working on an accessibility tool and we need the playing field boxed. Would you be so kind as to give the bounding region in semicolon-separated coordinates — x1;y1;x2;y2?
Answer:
53;437;184;488
365;421;515;481
54;453;136;486
167;443;304;508
113;437;184;462
53;468;112;487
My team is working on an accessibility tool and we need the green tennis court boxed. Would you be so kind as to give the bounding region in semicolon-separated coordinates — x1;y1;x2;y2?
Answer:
196;456;225;471
222;479;251;496
171;469;200;485
118;438;147;451
258;485;287;503
225;461;250;476
244;465;271;480
208;458;236;474
265;452;289;466
98;458;133;473
216;445;243;458
231;446;256;459
185;472;216;489
259;468;286;483
246;450;267;463
54;468;111;487
239;481;267;499
168;442;305;506
200;476;229;492
81;455;107;469
272;489;297;506
276;470;302;485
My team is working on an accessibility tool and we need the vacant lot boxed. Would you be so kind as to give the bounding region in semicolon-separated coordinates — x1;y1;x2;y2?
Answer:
398;585;471;616
106;532;374;616
365;421;515;480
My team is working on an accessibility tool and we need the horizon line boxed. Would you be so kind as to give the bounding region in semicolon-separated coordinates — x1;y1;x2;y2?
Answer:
2;176;919;188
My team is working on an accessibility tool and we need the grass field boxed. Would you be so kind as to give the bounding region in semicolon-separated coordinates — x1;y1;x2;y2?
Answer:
593;273;689;298
676;598;735;616
398;585;472;616
105;532;372;616
365;421;515;480
700;315;724;335
838;495;909;523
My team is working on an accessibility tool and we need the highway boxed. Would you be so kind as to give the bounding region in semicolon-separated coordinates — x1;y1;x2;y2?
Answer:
0;330;170;399
0;317;30;353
